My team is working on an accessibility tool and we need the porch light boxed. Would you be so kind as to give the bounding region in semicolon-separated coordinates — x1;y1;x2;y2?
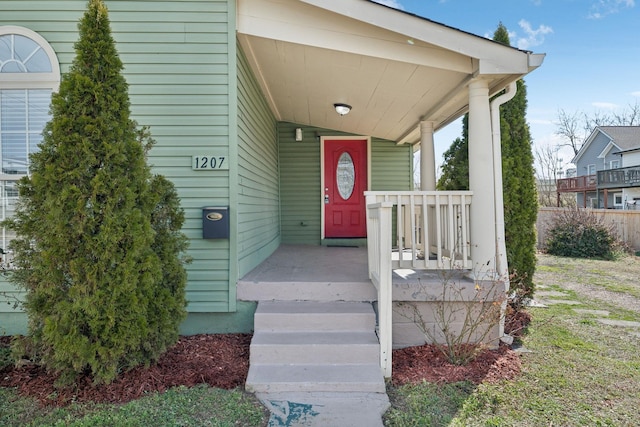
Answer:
334;103;352;116
295;128;303;141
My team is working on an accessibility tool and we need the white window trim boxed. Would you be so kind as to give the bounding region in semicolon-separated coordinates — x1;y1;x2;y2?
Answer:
1;26;60;180
610;159;620;169
587;164;596;175
0;27;60;267
614;193;623;207
0;25;60;90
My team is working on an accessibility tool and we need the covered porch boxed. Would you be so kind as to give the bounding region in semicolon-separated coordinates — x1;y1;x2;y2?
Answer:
236;0;543;385
239;207;480;380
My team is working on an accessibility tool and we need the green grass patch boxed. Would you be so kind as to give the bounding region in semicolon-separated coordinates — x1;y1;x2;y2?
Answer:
0;385;268;427
384;254;640;426
384;382;475;426
535;264;569;273
589;281;640;299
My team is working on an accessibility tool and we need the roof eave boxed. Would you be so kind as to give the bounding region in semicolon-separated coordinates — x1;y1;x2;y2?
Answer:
302;0;541;75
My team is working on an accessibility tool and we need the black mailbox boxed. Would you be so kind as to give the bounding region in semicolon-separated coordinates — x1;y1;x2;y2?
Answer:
202;206;229;239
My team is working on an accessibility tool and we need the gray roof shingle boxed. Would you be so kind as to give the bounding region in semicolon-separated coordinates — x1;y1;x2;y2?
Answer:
599;126;640;151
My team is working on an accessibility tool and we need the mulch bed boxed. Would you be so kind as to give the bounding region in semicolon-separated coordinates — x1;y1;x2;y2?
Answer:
0;308;529;407
504;306;532;339
0;334;251;407
391;343;521;386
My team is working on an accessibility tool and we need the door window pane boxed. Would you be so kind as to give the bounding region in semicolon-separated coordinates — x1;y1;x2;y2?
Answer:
336;152;355;200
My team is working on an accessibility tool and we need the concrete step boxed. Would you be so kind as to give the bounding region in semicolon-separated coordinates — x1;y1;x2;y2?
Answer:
245;364;386;393
254;301;376;332
237;280;377;302
250;331;380;364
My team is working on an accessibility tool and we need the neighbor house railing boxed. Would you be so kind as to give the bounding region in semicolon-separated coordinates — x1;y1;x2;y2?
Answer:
556;174;596;192
597;166;640;189
364;191;473;377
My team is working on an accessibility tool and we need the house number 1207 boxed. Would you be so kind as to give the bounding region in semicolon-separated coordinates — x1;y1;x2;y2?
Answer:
192;156;228;170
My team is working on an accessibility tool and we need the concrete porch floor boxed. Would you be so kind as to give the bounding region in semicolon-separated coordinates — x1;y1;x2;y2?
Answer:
237;244;376;302
238;244;463;302
241;244;370;284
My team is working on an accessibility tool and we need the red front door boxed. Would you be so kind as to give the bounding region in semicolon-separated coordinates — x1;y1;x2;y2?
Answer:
324;139;367;238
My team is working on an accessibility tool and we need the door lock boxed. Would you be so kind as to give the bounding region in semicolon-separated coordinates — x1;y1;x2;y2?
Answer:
324;194;330;204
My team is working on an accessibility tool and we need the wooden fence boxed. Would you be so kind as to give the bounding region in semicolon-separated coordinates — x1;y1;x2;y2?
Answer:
537;207;640;251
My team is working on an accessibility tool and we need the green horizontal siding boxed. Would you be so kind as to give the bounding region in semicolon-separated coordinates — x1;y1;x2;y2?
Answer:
0;0;235;314
0;281;24;313
236;45;280;277
278;123;323;245
371;139;414;191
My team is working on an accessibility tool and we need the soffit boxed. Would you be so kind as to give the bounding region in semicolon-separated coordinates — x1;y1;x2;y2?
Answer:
237;0;540;144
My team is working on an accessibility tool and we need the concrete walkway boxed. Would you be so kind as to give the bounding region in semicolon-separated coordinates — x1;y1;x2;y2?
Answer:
258;392;389;427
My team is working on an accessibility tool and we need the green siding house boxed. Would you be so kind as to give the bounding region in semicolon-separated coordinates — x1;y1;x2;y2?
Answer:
1;0;543;376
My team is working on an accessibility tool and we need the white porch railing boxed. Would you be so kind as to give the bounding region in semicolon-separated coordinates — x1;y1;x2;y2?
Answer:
365;191;473;377
365;191;473;270
366;201;393;377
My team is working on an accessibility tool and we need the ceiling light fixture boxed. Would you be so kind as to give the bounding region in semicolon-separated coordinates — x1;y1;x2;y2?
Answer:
334;103;352;116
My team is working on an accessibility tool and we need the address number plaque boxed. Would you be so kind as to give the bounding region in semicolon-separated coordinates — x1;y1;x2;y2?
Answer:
192;155;228;170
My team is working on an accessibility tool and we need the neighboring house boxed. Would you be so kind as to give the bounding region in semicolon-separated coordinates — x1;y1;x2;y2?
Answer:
558;126;640;208
0;0;544;377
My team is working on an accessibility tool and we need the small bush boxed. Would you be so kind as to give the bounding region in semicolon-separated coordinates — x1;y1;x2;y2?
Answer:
395;267;506;366
544;208;624;259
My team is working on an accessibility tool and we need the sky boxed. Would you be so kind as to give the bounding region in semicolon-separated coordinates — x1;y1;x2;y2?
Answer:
373;0;640;174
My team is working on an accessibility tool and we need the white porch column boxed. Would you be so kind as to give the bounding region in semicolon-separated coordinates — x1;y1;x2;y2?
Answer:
468;78;497;274
420;121;436;191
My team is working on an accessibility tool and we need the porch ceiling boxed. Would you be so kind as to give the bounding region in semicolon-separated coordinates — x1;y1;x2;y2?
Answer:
237;0;544;144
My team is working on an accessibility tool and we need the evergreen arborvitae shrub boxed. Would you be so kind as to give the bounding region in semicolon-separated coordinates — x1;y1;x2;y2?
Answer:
493;24;538;298
6;0;188;385
545;208;621;259
436;24;538;298
436;115;469;191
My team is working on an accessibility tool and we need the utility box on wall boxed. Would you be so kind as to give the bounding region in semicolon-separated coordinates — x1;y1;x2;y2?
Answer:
202;206;229;239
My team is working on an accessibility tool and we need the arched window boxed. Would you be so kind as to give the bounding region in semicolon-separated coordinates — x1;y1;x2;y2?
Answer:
0;26;59;264
0;26;60;175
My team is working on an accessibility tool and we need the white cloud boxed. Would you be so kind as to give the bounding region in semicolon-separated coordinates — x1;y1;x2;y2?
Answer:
516;19;553;49
591;101;619;110
588;0;635;19
632;91;640;97
371;0;405;10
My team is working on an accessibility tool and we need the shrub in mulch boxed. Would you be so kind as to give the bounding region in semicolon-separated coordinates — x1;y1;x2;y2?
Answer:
391;306;531;387
0;334;251;407
505;305;532;339
391;343;522;386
